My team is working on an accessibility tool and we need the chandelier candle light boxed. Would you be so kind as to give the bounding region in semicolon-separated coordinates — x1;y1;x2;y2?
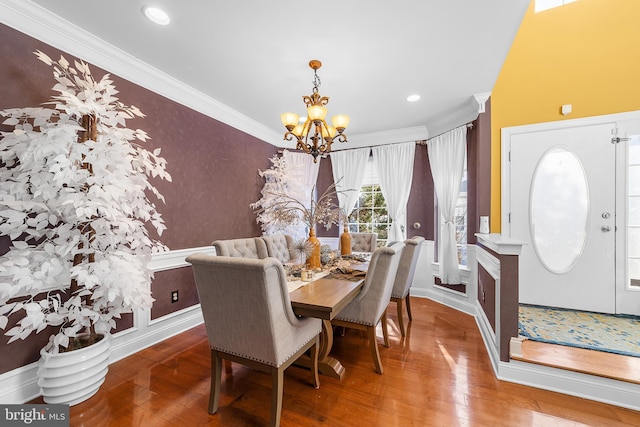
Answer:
281;60;350;162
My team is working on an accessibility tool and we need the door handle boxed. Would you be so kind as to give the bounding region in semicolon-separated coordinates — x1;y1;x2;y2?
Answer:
601;225;611;232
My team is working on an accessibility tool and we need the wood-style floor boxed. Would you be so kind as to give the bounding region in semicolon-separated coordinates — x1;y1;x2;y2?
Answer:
515;339;640;385
31;298;640;426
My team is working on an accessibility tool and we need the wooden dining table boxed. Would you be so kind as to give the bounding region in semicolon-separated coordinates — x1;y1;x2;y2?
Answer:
288;275;365;379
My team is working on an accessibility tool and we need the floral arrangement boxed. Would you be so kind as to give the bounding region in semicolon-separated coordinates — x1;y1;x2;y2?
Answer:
252;182;344;233
0;51;170;352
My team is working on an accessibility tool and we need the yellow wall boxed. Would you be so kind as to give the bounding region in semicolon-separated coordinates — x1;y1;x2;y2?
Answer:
490;0;640;232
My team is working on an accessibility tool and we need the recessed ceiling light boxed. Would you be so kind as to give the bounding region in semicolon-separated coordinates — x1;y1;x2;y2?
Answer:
406;94;421;102
142;6;170;25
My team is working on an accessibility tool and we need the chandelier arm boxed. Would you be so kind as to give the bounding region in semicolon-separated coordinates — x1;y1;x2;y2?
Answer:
283;131;298;142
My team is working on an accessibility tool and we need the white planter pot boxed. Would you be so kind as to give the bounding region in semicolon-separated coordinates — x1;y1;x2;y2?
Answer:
37;334;111;406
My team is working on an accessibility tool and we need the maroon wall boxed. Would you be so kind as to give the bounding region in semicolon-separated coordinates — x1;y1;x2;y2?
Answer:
408;145;434;241
0;23;277;373
468;99;492;244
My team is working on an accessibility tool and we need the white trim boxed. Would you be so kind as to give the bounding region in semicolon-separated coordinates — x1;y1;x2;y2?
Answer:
0;304;204;404
431;262;471;286
149;246;216;272
0;246;206;403
476;308;500;373
0;363;40;404
0;0;281;146
498;360;640;412
318;236;339;251
0;0;431;150
109;305;204;365
426;95;484;139
475;233;525;255
419;286;477;316
476;244;500;280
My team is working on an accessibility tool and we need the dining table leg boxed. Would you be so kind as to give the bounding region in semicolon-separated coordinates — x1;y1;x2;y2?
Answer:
296;319;346;379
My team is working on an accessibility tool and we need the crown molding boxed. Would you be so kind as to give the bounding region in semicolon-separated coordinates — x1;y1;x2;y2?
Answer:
0;0;282;145
427;93;491;138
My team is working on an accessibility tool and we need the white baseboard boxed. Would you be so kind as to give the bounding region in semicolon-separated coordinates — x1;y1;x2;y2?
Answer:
0;298;204;404
415;287;476;317
499;360;640;412
0;363;40;404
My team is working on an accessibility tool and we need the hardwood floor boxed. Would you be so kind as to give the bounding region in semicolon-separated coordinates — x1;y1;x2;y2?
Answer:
31;298;640;426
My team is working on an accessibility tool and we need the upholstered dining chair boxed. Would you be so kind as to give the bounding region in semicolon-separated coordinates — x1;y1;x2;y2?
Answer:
212;237;268;259
390;236;425;336
349;232;378;252
185;254;322;427
331;242;404;374
262;234;295;264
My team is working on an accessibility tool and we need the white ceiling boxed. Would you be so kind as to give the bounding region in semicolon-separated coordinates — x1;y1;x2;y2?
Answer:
4;0;529;147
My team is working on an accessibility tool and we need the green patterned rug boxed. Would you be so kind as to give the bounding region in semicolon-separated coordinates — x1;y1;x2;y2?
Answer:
518;304;640;358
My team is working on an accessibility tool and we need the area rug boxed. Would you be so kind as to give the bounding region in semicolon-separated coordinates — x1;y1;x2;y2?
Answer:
518;304;640;358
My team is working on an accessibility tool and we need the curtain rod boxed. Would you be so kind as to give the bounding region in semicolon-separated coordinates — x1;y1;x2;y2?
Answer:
277;122;474;155
416;122;474;146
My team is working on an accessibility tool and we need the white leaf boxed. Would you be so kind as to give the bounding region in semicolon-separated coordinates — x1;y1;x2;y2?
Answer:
12;241;28;250
2;117;19;126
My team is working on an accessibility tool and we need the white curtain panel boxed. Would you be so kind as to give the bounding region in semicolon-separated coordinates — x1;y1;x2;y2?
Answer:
283;150;321;190
282;150;321;239
427;125;467;284
330;147;370;220
372;142;415;243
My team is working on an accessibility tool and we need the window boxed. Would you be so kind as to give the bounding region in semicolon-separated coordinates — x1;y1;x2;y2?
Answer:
455;157;468;266
628;135;640;288
348;184;390;247
535;0;577;13
346;156;392;247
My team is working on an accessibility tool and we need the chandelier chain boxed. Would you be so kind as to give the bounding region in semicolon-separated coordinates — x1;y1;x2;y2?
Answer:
312;70;321;94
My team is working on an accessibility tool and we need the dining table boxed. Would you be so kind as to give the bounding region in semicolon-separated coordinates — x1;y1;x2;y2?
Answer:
287;254;370;379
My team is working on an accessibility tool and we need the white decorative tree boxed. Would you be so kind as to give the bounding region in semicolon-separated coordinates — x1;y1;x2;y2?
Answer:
0;50;171;353
251;152;307;240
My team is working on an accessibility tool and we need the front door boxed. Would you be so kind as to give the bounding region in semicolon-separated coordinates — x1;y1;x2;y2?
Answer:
504;112;640;315
507;122;616;313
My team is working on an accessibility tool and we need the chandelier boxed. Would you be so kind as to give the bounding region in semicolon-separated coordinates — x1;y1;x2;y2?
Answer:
280;60;350;162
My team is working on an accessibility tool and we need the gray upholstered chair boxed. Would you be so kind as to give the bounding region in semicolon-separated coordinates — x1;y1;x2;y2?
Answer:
331;241;404;374
212;237;268;259
390;236;425;336
262;234;295;264
350;232;378;252
185;254;321;427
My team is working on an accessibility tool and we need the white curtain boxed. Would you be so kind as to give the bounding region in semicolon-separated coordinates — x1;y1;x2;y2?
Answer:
372;142;415;243
283;150;320;239
427;125;467;284
283;150;320;190
330;148;370;221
